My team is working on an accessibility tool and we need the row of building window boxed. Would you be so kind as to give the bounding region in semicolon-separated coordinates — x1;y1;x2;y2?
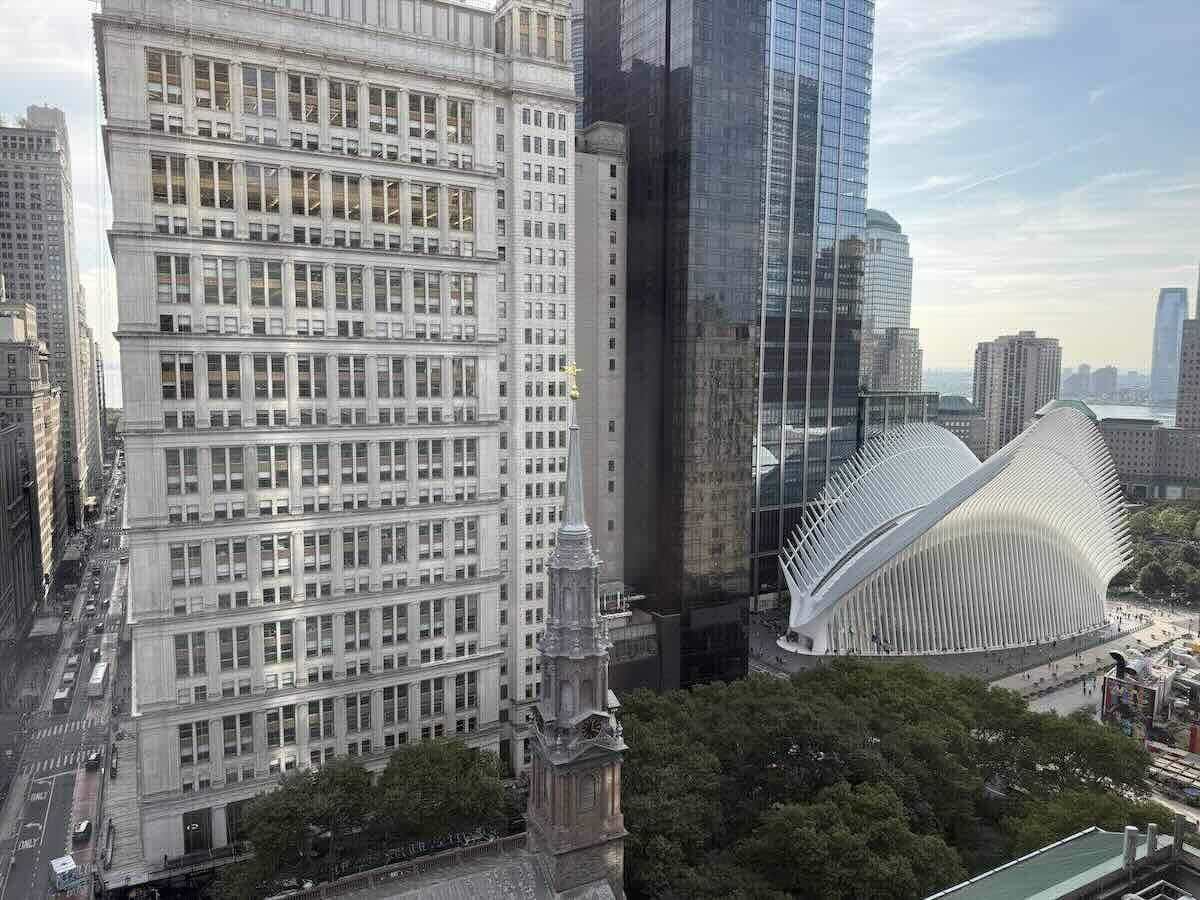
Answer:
147;50;475;145
150;154;476;232
160;352;477;401
156;256;477;316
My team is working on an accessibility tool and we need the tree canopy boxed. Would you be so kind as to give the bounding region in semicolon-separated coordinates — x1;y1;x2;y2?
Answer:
618;662;1173;899
213;740;507;899
1114;502;1200;603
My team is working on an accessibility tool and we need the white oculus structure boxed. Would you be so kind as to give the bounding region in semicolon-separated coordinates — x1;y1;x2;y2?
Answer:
777;407;1131;657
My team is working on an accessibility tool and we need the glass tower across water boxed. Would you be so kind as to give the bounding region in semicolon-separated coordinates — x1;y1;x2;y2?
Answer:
583;0;873;681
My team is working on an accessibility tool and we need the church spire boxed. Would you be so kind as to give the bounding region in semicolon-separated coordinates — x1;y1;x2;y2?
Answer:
526;383;627;898
562;402;588;534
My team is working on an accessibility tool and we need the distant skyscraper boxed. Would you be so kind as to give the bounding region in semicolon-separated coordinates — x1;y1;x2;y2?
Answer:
583;0;874;658
571;0;585;129
1091;365;1118;398
1150;287;1189;405
863;209;913;332
860;209;918;391
0;106;102;529
973;330;1062;457
1177;318;1200;429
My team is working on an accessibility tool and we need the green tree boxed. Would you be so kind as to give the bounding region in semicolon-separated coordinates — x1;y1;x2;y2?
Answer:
214;741;505;899
733;783;966;900
1127;510;1154;538
618;661;1162;900
1138;560;1173;598
374;739;506;844
1001;789;1177;856
620;689;724;897
215;758;374;897
1172;543;1200;567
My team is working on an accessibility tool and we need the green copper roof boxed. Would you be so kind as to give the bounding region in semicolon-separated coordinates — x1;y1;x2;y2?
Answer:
924;828;1166;900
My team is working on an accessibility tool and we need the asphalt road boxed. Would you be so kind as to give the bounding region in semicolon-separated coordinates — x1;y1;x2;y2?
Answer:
1;461;125;899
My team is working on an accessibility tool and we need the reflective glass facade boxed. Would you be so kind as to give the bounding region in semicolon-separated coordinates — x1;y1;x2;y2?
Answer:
584;0;873;681
862;208;912;333
1151;287;1189;405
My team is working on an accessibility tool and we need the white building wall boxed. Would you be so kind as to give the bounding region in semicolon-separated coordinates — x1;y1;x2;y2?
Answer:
98;0;574;862
572;123;625;582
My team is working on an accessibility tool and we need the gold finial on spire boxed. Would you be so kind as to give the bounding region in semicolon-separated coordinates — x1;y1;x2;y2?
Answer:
565;362;582;400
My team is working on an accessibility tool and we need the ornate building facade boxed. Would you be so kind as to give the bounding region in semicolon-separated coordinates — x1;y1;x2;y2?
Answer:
527;389;626;897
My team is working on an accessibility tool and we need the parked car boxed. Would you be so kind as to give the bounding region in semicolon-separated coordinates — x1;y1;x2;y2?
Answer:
85;749;103;771
65;655;80;670
92;579;100;592
72;820;92;844
83;603;96;617
60;671;76;687
93;622;105;634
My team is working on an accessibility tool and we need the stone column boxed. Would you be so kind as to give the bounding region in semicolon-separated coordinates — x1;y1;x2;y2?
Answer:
195;349;211;430
320;75;333;149
244;443;259;516
233;161;248;239
365;354;380;422
436;94;448;165
279;165;294;242
240;352;254;423
229;62;243;138
286;353;299;426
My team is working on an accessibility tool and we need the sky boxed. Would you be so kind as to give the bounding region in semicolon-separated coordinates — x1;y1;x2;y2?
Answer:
1;0;1198;405
869;0;1200;370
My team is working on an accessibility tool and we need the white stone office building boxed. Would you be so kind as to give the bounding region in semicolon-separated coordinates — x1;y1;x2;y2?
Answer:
0;107;103;529
572;122;624;583
97;0;574;869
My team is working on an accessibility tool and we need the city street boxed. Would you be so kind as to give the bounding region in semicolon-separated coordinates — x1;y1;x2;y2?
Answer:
0;461;125;899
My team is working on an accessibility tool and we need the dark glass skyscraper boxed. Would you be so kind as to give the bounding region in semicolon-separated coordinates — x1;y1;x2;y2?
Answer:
583;0;873;683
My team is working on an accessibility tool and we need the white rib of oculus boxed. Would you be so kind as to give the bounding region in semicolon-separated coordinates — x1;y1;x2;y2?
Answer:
777;408;1131;656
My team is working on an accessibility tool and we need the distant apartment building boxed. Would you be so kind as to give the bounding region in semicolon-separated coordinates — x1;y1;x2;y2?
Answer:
0;107;102;529
0;297;65;597
863;326;921;392
98;0;578;873
936;394;987;460
573;122;624;582
1150;287;1189;406
973;330;1061;457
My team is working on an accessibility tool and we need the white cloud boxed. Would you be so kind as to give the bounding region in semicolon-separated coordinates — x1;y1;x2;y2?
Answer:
871;0;1063;149
909;171;1200;369
873;0;1062;87
1088;85;1110;105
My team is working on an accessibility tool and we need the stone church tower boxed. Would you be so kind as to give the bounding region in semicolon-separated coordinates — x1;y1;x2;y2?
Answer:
526;396;626;898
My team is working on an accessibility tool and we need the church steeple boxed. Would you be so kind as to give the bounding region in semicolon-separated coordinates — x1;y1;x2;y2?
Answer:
526;392;627;898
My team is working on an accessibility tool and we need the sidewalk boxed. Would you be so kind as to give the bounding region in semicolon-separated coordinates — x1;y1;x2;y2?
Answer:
991;617;1186;698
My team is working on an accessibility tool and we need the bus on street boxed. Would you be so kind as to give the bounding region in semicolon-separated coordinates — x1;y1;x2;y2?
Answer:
87;661;109;699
